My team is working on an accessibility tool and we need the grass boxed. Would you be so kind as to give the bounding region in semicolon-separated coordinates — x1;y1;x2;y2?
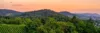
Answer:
0;24;26;33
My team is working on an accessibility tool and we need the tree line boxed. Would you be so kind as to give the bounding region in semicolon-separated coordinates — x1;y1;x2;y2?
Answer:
0;16;100;33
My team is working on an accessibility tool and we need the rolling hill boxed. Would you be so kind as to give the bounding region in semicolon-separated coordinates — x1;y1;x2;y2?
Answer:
0;9;100;20
0;9;22;16
20;9;64;17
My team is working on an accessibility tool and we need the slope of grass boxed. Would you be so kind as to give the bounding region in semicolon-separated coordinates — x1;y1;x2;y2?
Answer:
0;24;26;33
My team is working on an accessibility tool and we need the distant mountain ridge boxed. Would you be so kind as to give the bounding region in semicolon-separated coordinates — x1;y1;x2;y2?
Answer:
59;11;100;20
0;9;22;16
20;9;64;17
0;9;100;20
75;13;100;20
59;11;74;17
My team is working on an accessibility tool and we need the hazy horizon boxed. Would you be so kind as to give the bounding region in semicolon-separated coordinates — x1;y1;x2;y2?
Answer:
0;0;100;14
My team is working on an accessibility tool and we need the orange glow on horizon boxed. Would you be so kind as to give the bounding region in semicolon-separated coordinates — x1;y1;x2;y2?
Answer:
0;0;100;14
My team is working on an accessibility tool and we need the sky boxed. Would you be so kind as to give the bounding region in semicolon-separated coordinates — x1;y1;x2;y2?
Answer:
0;0;100;14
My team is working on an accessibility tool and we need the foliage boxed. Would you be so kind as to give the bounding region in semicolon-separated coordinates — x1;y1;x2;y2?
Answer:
0;15;99;33
0;24;25;33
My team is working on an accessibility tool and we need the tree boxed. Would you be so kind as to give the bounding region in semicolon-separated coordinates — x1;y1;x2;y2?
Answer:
84;18;98;33
25;18;42;33
88;18;95;24
70;16;79;23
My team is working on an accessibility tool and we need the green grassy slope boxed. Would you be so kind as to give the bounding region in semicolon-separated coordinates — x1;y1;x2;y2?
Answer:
0;24;26;33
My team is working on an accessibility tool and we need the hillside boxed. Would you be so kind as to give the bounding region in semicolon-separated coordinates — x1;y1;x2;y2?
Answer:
59;11;100;20
0;9;100;20
20;9;64;17
59;11;74;17
75;13;100;20
0;9;22;16
0;24;25;33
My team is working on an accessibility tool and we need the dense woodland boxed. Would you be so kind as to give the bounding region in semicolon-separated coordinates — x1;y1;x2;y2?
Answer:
0;9;100;33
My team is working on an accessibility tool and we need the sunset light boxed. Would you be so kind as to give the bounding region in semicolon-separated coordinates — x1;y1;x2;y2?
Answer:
0;0;100;14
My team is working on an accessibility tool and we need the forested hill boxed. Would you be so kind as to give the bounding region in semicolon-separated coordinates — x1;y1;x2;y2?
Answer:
0;9;100;33
20;9;64;17
0;9;100;20
0;9;22;16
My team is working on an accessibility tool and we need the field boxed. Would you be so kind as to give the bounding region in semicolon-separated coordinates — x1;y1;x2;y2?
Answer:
0;24;25;33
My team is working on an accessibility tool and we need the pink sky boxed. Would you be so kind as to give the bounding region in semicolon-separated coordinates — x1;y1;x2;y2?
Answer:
0;0;100;14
